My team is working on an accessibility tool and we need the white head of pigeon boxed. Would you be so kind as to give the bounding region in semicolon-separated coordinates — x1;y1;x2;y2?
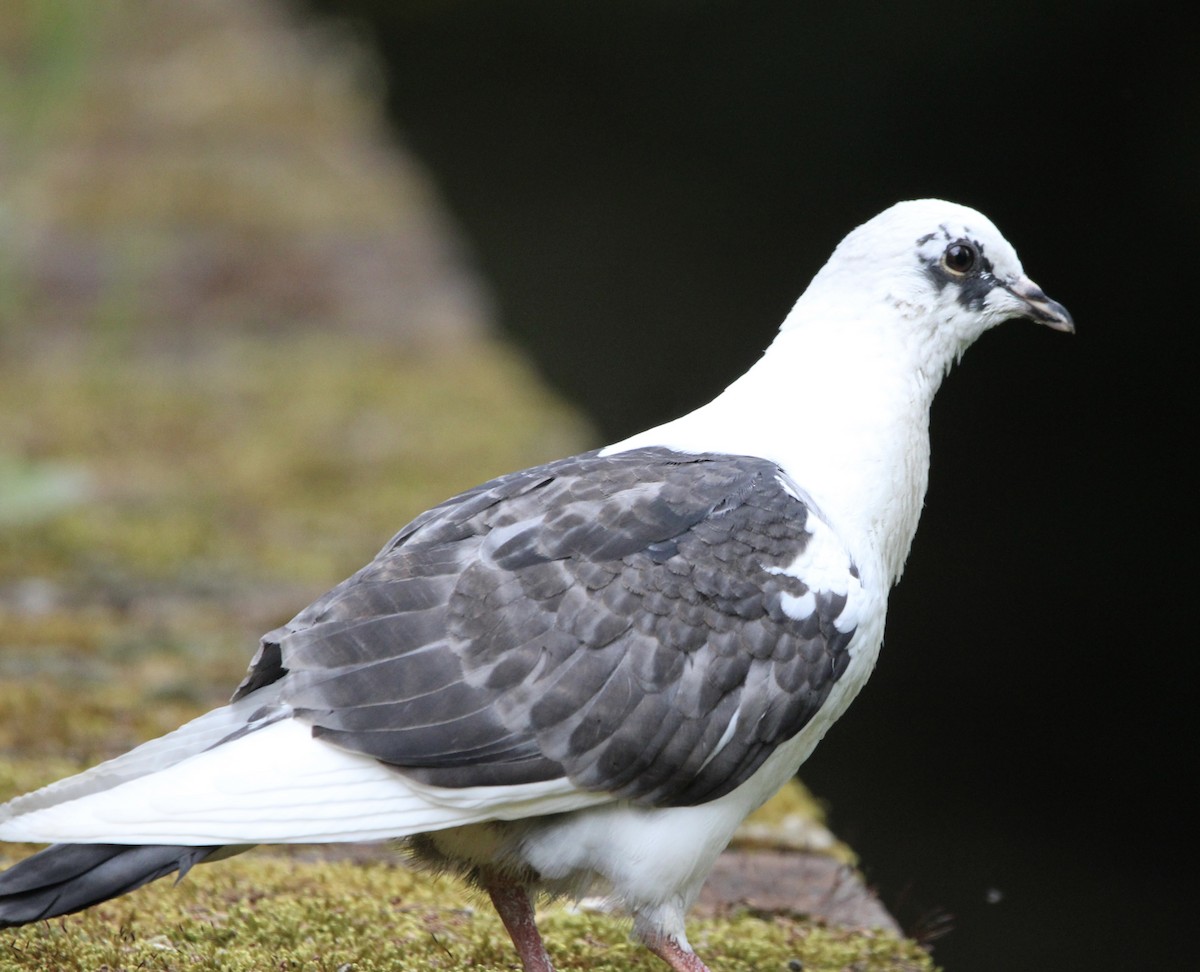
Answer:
0;200;1070;972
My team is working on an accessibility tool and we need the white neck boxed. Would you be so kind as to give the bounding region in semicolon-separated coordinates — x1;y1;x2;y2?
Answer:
603;299;950;589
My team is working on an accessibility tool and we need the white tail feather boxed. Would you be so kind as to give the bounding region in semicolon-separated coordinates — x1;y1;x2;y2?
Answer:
0;691;281;822
0;719;603;845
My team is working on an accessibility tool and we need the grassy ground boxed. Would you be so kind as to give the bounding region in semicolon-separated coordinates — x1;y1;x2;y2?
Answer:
0;2;935;969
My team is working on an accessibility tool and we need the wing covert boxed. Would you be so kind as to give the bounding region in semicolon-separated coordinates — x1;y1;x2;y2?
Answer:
233;448;862;807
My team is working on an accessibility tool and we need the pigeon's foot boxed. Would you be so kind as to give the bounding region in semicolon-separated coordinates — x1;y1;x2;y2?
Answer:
640;931;713;972
481;871;555;972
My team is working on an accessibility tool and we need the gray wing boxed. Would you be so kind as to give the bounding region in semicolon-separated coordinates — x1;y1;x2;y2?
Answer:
233;447;858;808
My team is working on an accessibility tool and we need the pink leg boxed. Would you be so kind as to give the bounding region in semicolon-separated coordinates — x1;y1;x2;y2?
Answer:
641;933;713;972
482;873;555;972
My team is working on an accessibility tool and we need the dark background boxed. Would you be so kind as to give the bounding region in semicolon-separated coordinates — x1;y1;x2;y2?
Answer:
303;2;1195;969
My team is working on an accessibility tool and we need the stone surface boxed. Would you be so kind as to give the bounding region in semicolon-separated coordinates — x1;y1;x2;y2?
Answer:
699;850;901;935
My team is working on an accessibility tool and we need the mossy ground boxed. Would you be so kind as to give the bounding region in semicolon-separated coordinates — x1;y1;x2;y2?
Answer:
0;853;932;972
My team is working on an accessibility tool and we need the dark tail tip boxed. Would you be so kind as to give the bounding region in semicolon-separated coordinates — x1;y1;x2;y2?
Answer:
0;843;219;928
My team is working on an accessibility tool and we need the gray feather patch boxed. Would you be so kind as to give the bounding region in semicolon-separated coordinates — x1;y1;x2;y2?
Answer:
232;448;858;808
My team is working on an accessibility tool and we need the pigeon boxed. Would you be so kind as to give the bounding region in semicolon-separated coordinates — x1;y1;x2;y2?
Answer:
0;199;1071;972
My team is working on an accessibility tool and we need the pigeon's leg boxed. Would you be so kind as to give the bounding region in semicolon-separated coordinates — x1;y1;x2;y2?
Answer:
639;930;712;972
481;872;554;972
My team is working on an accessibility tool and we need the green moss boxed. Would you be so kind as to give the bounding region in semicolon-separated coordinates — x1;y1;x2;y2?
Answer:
0;853;934;972
734;779;856;864
0;335;590;588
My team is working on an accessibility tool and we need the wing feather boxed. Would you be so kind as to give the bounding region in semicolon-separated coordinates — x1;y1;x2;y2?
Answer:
233;447;862;808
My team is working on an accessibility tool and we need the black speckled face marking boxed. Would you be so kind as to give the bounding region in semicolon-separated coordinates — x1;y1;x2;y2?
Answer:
919;229;999;311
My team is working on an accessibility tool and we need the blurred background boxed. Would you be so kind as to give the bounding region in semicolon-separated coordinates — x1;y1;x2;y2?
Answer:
1;1;1194;970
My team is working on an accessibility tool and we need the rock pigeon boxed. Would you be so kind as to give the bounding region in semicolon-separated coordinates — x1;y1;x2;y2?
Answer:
0;199;1071;972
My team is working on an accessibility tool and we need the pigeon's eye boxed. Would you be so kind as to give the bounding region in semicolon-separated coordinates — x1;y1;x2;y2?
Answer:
942;242;978;275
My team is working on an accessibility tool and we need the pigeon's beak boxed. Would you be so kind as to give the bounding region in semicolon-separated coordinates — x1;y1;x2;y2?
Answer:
1008;275;1074;333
